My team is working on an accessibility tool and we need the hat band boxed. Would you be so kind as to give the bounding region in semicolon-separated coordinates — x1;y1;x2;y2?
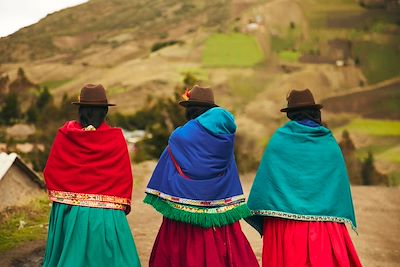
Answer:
188;98;214;104
79;99;108;103
287;101;316;107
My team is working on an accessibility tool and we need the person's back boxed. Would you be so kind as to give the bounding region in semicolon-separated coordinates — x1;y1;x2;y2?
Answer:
43;84;140;267
247;89;362;267
144;85;259;267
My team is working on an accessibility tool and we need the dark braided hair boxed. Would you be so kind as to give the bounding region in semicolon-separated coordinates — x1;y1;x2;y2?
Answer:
79;106;108;129
286;108;322;125
185;105;214;120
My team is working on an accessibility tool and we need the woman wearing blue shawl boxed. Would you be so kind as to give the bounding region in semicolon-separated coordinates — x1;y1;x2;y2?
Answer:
144;85;259;267
247;89;362;267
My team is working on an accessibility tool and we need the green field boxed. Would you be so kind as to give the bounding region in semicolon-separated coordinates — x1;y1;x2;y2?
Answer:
301;0;400;84
336;119;400;170
278;50;301;62
40;79;71;90
353;41;400;84
356;142;400;163
337;119;400;137
379;146;400;164
202;33;264;67
108;87;129;96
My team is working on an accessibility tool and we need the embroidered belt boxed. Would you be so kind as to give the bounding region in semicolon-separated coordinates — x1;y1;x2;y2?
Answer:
252;210;357;232
169;200;246;214
48;190;131;211
145;188;245;207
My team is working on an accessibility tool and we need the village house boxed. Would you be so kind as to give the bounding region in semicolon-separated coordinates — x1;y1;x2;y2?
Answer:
0;152;45;210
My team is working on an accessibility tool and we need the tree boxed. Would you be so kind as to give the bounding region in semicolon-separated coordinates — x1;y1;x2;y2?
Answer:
25;87;54;125
0;74;9;91
36;86;52;108
9;67;37;93
130;73;198;161
182;72;198;88
26;102;38;123
361;150;374;185
58;93;76;121
339;130;363;184
339;130;355;152
0;92;21;125
108;72;199;162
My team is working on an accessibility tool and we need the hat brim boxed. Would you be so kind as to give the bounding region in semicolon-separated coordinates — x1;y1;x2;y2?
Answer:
179;100;218;107
72;102;116;106
280;104;323;112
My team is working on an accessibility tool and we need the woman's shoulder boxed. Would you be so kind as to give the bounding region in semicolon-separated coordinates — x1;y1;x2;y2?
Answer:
195;107;236;135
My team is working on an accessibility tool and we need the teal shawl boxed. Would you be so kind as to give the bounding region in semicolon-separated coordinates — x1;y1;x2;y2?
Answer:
246;121;357;235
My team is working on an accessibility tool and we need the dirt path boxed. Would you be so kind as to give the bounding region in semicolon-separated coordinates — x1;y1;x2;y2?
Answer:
0;240;45;267
1;161;399;266
129;163;400;266
349;186;400;266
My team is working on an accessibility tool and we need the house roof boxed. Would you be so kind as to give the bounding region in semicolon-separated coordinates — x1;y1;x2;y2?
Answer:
0;152;45;189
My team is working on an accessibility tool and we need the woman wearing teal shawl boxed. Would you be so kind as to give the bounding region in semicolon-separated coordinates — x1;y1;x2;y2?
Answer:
247;89;362;267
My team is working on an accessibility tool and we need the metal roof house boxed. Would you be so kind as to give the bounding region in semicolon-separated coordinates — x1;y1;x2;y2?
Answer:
0;152;45;210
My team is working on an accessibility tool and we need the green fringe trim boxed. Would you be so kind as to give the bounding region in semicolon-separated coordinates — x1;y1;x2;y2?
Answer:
143;194;252;228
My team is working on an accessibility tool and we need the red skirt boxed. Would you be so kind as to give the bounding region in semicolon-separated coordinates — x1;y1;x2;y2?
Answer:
150;217;259;267
262;217;362;267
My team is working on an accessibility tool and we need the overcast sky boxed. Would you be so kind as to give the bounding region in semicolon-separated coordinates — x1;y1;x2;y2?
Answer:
0;0;88;37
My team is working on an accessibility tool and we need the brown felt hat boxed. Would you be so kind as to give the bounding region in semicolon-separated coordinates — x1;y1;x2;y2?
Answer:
280;89;322;112
72;84;116;106
179;85;218;107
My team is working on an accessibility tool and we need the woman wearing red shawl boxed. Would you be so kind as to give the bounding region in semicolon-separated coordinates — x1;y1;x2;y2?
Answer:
144;85;259;267
43;84;140;267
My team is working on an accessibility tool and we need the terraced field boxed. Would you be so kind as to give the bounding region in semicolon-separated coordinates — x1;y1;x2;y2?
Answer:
202;33;265;67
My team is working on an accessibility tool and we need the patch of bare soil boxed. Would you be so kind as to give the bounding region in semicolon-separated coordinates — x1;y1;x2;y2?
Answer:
322;79;400;120
0;241;45;267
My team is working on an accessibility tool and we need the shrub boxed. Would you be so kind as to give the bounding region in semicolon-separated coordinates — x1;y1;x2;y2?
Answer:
151;40;184;52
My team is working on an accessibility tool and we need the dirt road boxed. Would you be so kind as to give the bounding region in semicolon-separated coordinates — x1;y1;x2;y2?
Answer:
129;162;400;267
1;160;399;266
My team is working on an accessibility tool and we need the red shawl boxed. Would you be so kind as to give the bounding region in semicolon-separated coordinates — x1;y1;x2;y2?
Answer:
44;121;133;213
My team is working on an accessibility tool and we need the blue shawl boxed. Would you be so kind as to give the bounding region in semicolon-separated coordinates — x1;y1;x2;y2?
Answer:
246;121;357;235
144;108;251;228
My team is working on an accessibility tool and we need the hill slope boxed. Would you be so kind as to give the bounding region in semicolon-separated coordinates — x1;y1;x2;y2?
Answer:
0;0;230;63
0;0;399;179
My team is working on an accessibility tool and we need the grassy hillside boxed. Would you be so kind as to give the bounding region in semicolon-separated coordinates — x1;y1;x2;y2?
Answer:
301;0;400;83
0;0;231;63
0;0;399;181
353;41;400;84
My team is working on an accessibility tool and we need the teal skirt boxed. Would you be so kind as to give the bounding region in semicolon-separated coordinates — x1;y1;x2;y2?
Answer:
43;203;141;267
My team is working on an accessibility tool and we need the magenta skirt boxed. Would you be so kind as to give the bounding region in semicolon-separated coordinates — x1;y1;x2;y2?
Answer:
150;217;259;267
262;217;362;267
